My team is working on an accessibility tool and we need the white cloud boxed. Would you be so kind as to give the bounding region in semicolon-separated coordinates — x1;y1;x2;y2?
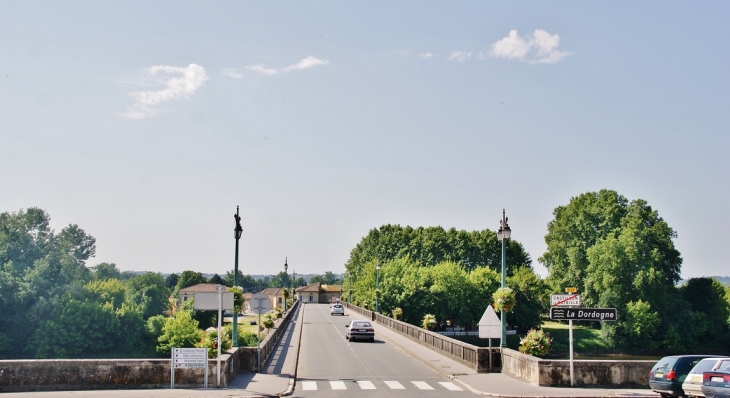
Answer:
247;64;278;75
283;56;330;72
490;29;571;64
122;64;208;119
222;68;243;78
419;52;435;59
447;51;473;63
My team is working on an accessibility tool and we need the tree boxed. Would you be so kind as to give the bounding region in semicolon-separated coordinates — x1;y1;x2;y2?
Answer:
507;266;548;333
156;310;203;354
541;190;687;352
679;278;730;349
209;273;225;285
165;273;179;290
125;273;171;319
92;263;121;280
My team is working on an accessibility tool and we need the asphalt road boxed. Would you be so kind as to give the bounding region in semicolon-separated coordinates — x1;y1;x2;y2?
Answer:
294;303;474;397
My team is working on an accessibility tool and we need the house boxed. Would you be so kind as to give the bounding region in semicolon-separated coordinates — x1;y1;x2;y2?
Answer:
320;284;342;304
177;283;225;307
296;282;342;303
260;287;285;309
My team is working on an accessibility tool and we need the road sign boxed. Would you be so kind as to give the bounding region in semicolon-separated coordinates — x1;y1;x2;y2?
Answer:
250;293;271;315
550;307;617;321
478;305;501;339
172;348;208;369
551;294;581;306
194;292;234;310
565;287;578;293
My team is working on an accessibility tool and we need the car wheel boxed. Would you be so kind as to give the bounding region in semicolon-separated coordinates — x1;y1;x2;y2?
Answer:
370;337;375;342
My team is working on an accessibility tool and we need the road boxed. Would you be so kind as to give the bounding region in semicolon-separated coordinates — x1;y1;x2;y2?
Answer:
294;303;474;397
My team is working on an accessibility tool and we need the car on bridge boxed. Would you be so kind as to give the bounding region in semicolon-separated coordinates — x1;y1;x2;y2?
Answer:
345;321;374;342
701;359;730;398
330;303;344;315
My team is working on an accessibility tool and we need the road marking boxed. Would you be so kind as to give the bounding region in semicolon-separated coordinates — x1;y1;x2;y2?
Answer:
439;381;463;391
357;380;376;389
384;381;406;389
302;381;317;390
412;381;435;390
330;381;347;390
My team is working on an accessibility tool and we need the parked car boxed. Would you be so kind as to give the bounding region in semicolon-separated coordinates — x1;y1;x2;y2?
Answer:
330;303;345;316
650;355;725;397
345;320;375;342
701;359;730;398
683;358;730;397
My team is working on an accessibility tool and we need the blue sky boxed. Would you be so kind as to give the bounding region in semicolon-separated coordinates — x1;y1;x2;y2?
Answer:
2;2;728;279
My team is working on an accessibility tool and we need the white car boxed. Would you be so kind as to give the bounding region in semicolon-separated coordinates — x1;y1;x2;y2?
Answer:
682;357;730;397
330;303;344;316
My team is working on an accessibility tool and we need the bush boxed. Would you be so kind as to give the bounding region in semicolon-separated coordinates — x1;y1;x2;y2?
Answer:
519;328;552;357
392;307;403;321
422;314;436;330
197;328;231;358
263;314;275;330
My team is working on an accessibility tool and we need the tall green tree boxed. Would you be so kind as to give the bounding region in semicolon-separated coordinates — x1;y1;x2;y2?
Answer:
92;263;121;280
125;272;171;319
541;190;690;352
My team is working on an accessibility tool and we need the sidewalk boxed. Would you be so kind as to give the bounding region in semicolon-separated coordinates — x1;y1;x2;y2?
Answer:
223;304;303;397
345;311;659;398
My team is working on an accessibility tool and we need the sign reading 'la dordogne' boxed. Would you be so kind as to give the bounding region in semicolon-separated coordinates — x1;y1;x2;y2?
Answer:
550;307;617;321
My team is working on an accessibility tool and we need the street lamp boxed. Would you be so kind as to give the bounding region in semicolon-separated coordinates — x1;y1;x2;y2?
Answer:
233;206;243;347
375;260;381;313
497;209;511;347
284;257;288;312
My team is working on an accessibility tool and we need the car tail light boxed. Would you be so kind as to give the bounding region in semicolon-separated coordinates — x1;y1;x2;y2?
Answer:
649;371;653;378
666;370;676;381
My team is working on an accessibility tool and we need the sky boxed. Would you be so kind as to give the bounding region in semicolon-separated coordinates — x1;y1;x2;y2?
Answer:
2;2;729;279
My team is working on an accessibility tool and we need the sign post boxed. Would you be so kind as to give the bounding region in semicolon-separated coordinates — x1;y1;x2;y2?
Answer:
195;289;233;387
478;305;501;372
250;293;271;372
551;291;581;387
171;347;208;389
550;290;616;387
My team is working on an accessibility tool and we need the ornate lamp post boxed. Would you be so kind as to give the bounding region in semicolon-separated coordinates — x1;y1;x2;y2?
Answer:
284;257;288;312
497;209;511;347
233;206;243;347
375;260;381;313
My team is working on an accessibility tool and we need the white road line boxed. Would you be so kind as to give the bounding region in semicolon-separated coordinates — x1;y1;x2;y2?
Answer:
330;380;347;390
412;381;435;390
357;380;376;389
439;381;464;391
384;381;406;389
302;381;317;390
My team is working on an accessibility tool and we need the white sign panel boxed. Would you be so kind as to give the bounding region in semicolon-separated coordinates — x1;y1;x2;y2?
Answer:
172;348;208;369
194;292;234;310
478;305;501;339
551;294;581;307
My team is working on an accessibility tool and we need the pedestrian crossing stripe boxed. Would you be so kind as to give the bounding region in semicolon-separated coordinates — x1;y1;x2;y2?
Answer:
384;380;405;389
412;381;435;390
356;380;376;389
439;381;463;391
299;380;462;391
330;381;347;390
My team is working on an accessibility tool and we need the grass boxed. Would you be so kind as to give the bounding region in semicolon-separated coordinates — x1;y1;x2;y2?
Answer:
541;320;611;356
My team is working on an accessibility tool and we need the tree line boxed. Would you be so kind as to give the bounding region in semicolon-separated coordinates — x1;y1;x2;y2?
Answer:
343;190;730;354
0;208;339;359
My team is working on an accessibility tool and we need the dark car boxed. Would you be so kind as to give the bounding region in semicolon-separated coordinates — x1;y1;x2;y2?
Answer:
345;320;375;342
701;359;730;398
651;355;725;397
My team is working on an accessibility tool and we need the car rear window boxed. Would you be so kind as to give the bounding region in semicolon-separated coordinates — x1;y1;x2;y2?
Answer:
690;359;720;374
653;357;678;371
718;360;730;371
353;322;372;327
